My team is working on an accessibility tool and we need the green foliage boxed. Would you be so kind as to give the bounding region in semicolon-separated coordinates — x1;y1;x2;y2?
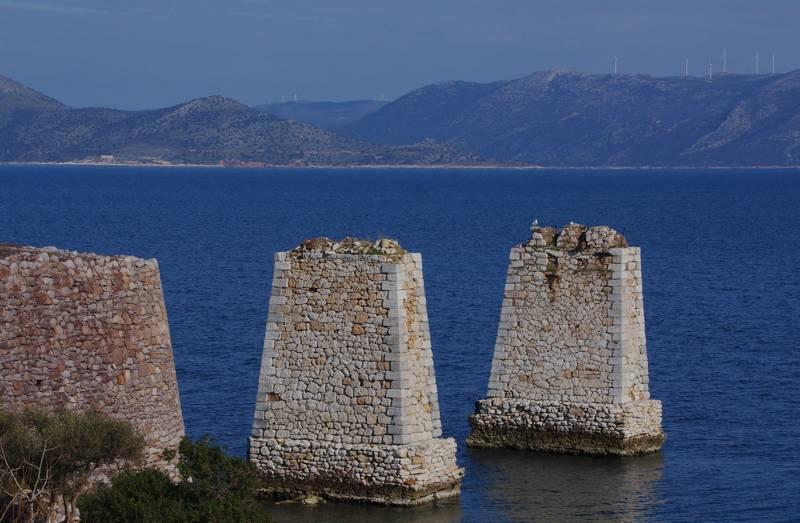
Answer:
78;437;271;523
0;409;145;522
0;410;54;522
43;409;144;498
162;447;176;462
77;469;189;523
177;436;263;502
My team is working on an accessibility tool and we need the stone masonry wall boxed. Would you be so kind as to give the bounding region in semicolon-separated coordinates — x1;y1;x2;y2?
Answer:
0;244;185;466
250;238;462;505
468;224;664;455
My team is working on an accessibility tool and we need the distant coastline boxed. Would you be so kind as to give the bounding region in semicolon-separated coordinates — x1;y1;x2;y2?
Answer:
2;160;799;171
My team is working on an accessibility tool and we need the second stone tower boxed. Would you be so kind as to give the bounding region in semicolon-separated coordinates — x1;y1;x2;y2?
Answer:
250;238;462;505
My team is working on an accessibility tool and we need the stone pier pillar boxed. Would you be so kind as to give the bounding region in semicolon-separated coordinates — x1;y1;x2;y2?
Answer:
467;224;664;455
249;238;462;505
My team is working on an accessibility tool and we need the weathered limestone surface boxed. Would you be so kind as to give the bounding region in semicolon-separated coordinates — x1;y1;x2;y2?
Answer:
249;238;463;505
467;224;664;455
0;244;185;467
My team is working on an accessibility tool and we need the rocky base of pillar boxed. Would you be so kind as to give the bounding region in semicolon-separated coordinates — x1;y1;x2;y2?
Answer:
249;437;463;506
466;398;664;456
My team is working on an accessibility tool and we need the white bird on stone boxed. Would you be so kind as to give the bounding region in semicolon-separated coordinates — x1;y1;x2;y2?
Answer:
532;219;539;227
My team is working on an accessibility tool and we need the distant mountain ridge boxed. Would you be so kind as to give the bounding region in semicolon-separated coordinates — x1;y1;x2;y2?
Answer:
0;75;475;166
344;70;800;166
255;100;387;130
3;71;800;167
0;75;65;111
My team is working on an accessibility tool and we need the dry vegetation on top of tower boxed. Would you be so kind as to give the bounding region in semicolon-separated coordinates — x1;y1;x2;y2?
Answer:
528;223;628;253
290;237;406;257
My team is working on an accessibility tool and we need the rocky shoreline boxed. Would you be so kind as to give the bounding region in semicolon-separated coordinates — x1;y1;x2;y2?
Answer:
4;160;800;170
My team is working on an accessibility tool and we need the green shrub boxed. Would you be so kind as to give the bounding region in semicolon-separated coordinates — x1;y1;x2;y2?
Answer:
78;437;271;523
78;469;192;523
0;409;145;522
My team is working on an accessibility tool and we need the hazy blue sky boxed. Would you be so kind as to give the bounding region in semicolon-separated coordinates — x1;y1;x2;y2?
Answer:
1;0;797;109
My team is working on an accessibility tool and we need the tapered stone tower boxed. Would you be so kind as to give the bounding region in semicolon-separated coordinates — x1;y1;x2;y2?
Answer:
467;223;664;455
0;244;185;468
249;237;462;505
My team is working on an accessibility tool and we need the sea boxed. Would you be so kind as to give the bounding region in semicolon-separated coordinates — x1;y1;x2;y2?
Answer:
1;165;799;522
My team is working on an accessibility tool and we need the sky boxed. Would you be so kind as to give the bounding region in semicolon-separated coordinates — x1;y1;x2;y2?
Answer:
0;0;798;109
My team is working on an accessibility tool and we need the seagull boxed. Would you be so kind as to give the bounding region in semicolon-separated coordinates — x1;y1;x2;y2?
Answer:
532;218;539;227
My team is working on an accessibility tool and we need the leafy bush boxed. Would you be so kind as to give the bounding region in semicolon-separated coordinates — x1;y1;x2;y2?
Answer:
77;469;190;522
0;409;145;522
78;437;271;523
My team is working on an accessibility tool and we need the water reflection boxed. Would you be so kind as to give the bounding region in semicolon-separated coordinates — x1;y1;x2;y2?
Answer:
467;448;665;522
264;496;462;523
262;450;663;522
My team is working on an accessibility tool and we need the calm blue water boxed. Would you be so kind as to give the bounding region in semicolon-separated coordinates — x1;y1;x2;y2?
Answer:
1;165;799;522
